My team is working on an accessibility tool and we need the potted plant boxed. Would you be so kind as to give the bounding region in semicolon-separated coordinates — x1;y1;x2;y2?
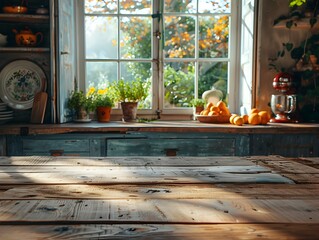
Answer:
190;98;205;115
67;90;94;122
109;78;150;122
87;87;114;122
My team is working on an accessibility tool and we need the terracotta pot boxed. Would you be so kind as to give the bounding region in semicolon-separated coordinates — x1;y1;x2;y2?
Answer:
96;106;112;122
121;102;138;122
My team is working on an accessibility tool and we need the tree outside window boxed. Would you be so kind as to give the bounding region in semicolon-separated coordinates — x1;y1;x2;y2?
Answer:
83;0;232;114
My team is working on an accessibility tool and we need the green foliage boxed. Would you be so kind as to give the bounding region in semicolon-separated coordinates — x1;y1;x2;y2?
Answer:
289;0;307;7
164;65;195;107
87;87;114;108
190;98;205;107
109;78;150;103
67;90;95;112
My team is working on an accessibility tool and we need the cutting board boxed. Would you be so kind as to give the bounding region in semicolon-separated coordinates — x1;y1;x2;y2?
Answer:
30;92;48;124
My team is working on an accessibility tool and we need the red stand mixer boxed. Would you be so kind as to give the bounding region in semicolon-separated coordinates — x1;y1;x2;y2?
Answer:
270;72;297;123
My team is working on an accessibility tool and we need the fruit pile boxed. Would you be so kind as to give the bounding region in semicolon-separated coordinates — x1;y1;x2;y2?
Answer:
199;100;231;116
230;108;271;126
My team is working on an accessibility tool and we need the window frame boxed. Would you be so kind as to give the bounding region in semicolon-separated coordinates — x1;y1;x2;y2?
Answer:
76;0;244;119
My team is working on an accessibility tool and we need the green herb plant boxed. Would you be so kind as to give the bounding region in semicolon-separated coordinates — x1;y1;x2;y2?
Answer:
109;78;150;103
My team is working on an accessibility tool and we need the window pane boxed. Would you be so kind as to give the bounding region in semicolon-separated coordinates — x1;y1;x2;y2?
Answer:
120;0;151;14
120;17;152;59
164;0;196;13
164;16;195;58
199;16;229;58
85;0;117;14
198;62;228;103
85;16;118;59
164;62;195;108
198;0;231;14
86;62;118;88
120;62;152;109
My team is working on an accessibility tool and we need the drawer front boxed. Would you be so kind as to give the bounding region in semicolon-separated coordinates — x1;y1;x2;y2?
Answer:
22;139;91;156
107;138;238;156
251;134;318;157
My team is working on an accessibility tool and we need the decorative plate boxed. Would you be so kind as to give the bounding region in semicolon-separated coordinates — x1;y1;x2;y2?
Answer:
0;60;46;110
195;114;231;123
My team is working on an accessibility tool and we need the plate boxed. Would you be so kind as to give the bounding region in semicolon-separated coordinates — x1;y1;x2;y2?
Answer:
0;110;13;115
73;118;92;123
0;114;13;118
0;60;47;110
195;114;231;123
0;116;13;120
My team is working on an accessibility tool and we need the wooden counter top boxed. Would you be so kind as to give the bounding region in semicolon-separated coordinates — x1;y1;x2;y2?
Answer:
0;155;318;239
0;121;319;135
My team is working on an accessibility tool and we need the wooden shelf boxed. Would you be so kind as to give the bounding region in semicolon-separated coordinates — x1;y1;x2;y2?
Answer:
0;13;49;23
0;47;50;52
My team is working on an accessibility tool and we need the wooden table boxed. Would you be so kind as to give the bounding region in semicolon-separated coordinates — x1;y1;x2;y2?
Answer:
0;155;318;239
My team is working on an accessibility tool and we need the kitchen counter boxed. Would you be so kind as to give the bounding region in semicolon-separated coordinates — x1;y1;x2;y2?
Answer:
0;120;319;135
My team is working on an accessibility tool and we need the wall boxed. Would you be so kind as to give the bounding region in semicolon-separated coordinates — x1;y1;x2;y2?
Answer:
256;0;310;110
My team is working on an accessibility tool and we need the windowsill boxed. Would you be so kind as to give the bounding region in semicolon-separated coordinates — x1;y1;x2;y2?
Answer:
0;120;318;135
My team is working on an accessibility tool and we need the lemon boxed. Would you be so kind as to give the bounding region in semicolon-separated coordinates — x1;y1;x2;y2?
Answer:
233;116;244;126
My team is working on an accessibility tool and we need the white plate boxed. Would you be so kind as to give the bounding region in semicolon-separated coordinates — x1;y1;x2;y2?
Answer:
0;110;13;114
0;60;47;110
0;113;13;117
0;116;13;120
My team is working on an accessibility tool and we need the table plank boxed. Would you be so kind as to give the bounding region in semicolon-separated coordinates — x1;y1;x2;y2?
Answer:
0;224;318;240
0;156;260;166
0;199;318;223
0;171;293;184
1;184;318;200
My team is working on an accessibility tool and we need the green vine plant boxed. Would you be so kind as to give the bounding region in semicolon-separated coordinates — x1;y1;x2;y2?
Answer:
270;0;319;72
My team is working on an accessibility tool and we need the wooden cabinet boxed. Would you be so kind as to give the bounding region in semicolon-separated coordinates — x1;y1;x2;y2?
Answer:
107;133;250;156
6;134;105;156
250;133;318;157
0;0;53;123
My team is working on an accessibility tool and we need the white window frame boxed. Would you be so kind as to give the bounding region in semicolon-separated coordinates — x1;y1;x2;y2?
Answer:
75;0;248;119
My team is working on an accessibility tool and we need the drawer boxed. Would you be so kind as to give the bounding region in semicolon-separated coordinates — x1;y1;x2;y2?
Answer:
22;139;91;156
107;138;244;156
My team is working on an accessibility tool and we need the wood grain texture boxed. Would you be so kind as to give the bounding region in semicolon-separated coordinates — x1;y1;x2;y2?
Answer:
0;224;318;240
0;156;318;239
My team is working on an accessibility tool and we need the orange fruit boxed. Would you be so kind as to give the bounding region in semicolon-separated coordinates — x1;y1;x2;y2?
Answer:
233;116;244;126
229;114;238;124
258;111;271;125
210;106;220;112
216;100;227;110
250;108;259;115
206;102;214;110
220;108;231;116
248;113;261;125
242;114;249;124
200;109;210;115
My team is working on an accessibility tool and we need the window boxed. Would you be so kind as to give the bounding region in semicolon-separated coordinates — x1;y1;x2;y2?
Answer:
77;0;243;119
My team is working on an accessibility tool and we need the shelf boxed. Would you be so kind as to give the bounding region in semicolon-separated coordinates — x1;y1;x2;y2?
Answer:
0;47;50;52
0;13;49;24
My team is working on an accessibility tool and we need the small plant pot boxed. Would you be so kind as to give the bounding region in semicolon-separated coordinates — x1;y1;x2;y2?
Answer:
96;106;112;122
121;102;138;122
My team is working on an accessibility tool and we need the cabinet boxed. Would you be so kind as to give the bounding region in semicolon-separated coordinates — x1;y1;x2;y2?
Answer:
0;0;53;123
6;134;105;156
106;133;250;156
